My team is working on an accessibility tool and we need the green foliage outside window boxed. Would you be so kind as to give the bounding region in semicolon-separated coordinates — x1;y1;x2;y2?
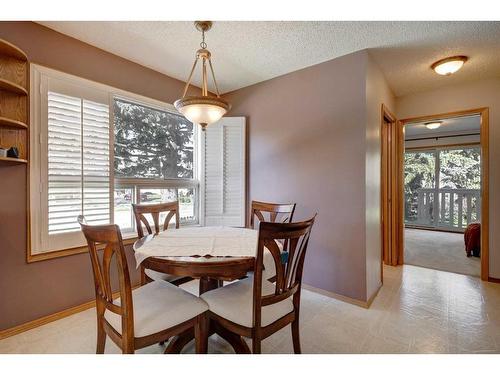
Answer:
114;99;194;179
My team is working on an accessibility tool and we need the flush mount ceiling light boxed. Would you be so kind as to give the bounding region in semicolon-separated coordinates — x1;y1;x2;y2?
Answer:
425;121;443;130
431;56;468;76
174;21;230;131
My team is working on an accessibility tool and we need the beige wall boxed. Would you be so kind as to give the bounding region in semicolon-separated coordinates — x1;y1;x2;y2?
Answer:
396;78;500;278
365;54;395;299
0;22;191;331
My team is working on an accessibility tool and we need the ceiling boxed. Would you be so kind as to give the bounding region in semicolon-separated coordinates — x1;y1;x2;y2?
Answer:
38;21;500;96
405;114;480;139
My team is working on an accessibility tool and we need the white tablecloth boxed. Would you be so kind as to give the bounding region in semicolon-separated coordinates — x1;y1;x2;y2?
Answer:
134;226;259;267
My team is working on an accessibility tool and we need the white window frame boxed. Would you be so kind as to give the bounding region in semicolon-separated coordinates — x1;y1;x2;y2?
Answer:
30;64;201;257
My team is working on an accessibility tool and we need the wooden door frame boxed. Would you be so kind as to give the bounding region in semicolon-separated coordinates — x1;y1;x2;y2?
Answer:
398;108;490;281
380;104;404;277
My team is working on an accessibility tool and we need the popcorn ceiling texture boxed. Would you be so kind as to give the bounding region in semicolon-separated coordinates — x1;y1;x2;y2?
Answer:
39;21;500;96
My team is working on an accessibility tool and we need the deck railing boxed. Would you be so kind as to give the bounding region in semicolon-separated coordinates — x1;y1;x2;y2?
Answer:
412;188;480;232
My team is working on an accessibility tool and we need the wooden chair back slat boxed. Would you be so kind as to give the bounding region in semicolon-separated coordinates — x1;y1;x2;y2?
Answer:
252;216;316;328
249;200;296;228
132;201;180;238
77;215;134;336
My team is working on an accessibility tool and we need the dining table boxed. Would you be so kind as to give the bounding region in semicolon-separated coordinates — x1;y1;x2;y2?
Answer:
133;226;270;353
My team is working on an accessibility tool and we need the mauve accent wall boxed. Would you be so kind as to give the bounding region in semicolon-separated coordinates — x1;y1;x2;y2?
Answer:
224;50;387;301
0;22;191;331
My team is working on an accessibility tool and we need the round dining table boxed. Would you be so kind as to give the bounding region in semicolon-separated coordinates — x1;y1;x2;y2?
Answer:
133;226;260;353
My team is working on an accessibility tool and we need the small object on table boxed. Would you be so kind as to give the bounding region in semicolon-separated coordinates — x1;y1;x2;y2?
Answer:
0;148;7;157
464;222;480;257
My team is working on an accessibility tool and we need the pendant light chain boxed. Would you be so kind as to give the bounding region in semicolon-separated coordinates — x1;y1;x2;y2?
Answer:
200;29;207;49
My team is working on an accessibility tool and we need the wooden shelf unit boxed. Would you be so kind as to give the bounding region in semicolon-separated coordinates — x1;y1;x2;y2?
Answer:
0;156;28;166
0;38;28;61
0;77;28;96
0;38;29;164
0;116;28;129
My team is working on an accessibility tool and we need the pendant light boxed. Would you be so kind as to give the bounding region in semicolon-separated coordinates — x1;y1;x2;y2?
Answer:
174;21;230;131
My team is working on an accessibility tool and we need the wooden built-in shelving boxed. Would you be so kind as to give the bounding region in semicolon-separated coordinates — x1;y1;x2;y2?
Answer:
0;156;28;166
0;38;28;61
0;77;28;96
0;116;28;129
0;38;29;164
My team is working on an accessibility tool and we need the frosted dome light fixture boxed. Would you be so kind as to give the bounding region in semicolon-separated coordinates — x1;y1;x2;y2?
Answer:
425;121;443;130
431;56;468;76
174;21;230;131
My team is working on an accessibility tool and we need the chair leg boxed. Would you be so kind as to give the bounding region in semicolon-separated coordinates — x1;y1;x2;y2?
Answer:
291;318;301;354
194;313;208;354
140;265;147;285
122;338;135;354
96;316;106;354
252;337;261;354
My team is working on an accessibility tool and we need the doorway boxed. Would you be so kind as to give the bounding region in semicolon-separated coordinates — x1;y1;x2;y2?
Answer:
380;107;489;280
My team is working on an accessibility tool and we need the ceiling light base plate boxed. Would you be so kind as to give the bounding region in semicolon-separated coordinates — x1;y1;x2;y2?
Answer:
195;21;212;32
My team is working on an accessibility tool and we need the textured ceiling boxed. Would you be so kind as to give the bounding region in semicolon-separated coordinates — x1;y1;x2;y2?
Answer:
405;115;480;138
38;21;500;96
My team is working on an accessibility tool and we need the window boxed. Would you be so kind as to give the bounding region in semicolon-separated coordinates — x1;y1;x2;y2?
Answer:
404;145;481;231
114;99;194;179
113;99;198;234
30;66;199;256
29;65;245;260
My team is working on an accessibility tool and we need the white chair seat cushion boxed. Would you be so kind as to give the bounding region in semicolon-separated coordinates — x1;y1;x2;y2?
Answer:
249;240;284;280
104;280;208;338
145;268;184;283
201;276;294;328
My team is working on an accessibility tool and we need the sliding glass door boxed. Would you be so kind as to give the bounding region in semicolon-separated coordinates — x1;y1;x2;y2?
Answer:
404;146;481;232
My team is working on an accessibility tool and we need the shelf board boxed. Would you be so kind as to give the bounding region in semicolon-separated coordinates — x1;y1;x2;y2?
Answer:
0;156;28;166
0;116;28;129
0;39;28;61
0;78;28;96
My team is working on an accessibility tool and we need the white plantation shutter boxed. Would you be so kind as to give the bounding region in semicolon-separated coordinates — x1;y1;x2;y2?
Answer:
33;73;111;253
47;92;83;234
82;100;110;226
203;117;246;226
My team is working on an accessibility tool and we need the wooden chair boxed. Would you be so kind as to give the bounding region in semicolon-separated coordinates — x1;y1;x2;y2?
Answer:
249;200;296;281
132;202;192;286
78;215;208;354
201;216;316;354
249;200;296;228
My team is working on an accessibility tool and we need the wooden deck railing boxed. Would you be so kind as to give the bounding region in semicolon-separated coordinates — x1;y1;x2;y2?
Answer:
412;188;480;232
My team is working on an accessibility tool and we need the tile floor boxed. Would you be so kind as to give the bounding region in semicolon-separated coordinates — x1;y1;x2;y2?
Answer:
405;228;480;277
1;265;500;354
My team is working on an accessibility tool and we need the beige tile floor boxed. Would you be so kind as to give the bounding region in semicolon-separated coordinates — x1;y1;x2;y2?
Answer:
1;264;500;354
405;228;481;277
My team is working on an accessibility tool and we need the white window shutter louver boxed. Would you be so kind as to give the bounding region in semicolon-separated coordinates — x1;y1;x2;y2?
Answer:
43;83;110;252
203;117;246;227
47;92;83;234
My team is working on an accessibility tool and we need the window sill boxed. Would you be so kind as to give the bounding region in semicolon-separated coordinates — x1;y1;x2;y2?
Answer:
26;237;139;264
